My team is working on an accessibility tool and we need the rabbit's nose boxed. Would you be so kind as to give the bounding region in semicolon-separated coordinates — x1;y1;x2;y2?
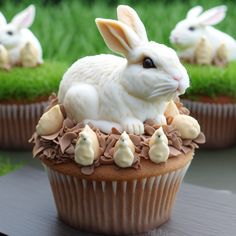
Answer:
171;35;179;43
173;36;178;41
173;76;181;81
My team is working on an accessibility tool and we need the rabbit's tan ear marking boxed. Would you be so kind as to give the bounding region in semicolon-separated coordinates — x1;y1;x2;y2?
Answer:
0;12;7;26
96;18;140;58
117;5;148;42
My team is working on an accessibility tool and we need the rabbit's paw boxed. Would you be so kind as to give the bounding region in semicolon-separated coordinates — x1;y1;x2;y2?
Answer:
155;115;167;125
121;118;144;135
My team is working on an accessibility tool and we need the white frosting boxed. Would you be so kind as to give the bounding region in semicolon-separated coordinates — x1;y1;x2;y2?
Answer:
36;105;64;136
164;100;180;118
20;42;38;67
172;114;200;139
149;127;169;164
74;125;100;166
113;131;135;168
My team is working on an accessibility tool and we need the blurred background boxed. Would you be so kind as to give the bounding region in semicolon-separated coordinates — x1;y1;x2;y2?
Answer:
0;0;236;64
0;0;235;193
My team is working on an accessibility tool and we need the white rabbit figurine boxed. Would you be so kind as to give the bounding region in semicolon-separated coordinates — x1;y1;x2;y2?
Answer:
170;5;236;62
58;5;189;135
0;5;43;66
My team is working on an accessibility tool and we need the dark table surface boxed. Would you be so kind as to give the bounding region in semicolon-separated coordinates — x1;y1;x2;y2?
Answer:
0;166;236;236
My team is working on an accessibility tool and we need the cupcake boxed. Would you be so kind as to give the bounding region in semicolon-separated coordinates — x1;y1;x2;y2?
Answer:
31;5;205;235
0;5;67;149
170;5;236;149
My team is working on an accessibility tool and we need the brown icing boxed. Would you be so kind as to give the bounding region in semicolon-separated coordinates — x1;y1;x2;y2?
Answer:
30;96;205;175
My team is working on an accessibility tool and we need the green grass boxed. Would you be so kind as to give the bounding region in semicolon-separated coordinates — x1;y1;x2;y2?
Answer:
184;62;236;100
0;61;68;101
0;156;22;176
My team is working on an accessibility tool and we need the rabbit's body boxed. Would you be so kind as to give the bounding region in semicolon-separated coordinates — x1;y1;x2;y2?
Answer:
0;5;43;66
59;5;189;135
178;27;236;61
8;29;42;65
170;5;236;62
59;54;167;133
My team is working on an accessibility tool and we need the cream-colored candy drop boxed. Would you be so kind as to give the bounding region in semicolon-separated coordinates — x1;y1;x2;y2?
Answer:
149;127;169;164
195;37;212;65
0;45;10;70
171;114;200;139
113;131;135;168
74;125;99;166
36;105;64;136
21;42;38;67
216;43;228;61
164;100;180;118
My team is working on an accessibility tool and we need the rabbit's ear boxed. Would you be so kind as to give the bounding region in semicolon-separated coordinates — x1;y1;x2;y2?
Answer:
96;18;140;58
0;12;7;27
186;6;203;19
198;5;227;26
117;5;148;42
11;5;35;29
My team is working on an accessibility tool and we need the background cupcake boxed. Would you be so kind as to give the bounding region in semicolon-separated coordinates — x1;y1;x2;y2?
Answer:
170;5;236;149
0;5;67;149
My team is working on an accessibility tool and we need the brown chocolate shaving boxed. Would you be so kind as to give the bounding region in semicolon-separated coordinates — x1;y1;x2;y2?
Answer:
59;132;77;154
81;165;95;175
41;131;60;140
182;139;192;146
144;119;156;126
181;146;192;154
65;145;75;155
169;146;182;157
104;137;117;158
100;156;114;165
144;125;155;135
111;127;121;135
194;132;206;144
129;134;141;146
140;146;149;159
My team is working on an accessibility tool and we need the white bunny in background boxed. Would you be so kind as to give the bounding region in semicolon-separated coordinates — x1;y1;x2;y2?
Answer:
0;5;43;66
58;5;189;135
170;5;236;62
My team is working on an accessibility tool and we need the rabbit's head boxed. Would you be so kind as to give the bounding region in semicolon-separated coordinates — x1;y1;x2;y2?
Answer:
96;5;189;101
0;5;35;49
170;5;227;50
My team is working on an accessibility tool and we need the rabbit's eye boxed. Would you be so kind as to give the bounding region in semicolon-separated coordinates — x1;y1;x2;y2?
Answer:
188;26;195;31
7;31;13;36
143;57;156;69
